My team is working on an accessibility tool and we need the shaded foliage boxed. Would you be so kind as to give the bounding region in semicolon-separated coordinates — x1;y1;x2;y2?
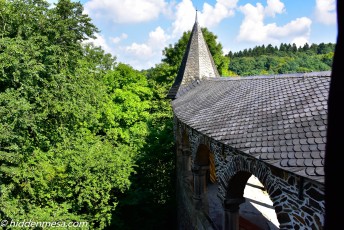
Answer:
109;63;177;230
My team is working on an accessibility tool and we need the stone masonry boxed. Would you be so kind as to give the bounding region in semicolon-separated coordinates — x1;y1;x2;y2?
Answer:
169;14;328;230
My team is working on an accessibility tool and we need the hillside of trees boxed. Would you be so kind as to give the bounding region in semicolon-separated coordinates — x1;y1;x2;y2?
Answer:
227;43;334;76
0;0;334;229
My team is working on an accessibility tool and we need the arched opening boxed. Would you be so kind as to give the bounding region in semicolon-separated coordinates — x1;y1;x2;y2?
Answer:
182;130;190;148
241;175;279;230
193;144;221;229
181;130;192;183
193;144;217;186
192;144;210;211
194;144;210;166
224;171;280;230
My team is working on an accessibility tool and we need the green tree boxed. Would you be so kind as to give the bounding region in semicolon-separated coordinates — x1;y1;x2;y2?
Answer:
102;63;153;149
108;62;177;230
0;1;145;229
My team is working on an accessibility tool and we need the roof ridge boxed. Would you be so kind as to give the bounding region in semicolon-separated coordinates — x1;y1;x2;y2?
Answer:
207;71;331;81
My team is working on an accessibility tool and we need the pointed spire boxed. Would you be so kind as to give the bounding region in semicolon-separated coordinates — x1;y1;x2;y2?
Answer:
195;9;198;23
167;15;220;100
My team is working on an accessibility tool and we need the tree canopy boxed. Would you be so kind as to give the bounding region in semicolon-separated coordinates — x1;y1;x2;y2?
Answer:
0;0;155;228
227;43;334;76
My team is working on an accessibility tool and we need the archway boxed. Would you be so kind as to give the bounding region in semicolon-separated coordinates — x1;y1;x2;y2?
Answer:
181;130;192;184
240;175;279;230
181;130;191;172
192;144;222;228
192;144;210;211
221;157;283;230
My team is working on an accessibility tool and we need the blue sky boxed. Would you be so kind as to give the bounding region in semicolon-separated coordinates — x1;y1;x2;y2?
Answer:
48;0;337;70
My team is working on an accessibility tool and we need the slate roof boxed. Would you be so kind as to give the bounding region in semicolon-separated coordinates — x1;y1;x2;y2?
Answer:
167;20;219;99
172;71;330;183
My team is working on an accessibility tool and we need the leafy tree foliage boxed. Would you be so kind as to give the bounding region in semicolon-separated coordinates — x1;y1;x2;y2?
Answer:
108;62;177;230
0;1;152;228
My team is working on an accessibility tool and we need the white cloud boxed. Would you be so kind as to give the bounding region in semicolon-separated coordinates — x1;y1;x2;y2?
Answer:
126;43;153;57
291;37;309;48
268;17;312;47
161;0;176;19
172;0;196;37
111;33;128;44
199;0;238;28
315;0;336;25
85;33;113;54
269;17;312;38
123;26;170;69
125;26;169;57
237;2;311;46
172;0;238;37
265;0;285;17
148;26;170;48
84;0;167;24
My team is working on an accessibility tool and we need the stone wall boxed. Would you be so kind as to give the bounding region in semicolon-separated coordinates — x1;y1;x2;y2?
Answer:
176;141;217;229
175;118;325;229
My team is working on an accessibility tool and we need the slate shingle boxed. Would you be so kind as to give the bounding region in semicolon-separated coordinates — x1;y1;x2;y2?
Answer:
172;72;330;183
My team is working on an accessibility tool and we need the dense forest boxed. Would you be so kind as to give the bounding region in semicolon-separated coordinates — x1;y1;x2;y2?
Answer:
0;0;175;229
227;43;334;76
0;0;334;229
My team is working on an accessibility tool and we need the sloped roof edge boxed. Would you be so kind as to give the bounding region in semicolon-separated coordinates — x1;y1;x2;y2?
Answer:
172;71;331;184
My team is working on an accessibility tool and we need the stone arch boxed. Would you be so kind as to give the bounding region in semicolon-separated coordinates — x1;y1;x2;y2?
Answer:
194;143;217;184
181;129;190;149
181;129;192;179
221;155;279;203
191;143;223;229
221;155;287;229
192;144;211;211
192;144;221;222
226;171;252;198
194;144;210;166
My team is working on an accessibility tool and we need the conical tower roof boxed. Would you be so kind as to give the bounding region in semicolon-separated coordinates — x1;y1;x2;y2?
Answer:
167;14;220;99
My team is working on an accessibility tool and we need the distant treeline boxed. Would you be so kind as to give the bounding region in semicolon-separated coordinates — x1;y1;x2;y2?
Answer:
226;43;335;76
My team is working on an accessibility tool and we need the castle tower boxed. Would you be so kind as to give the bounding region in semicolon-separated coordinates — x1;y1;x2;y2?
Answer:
167;11;220;99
